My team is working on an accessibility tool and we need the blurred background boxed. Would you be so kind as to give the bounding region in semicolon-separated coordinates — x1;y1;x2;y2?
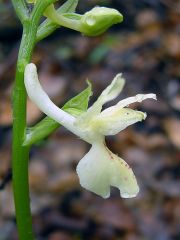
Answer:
0;0;180;239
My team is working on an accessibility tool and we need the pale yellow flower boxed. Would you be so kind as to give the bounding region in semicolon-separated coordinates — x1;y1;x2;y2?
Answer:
25;63;156;198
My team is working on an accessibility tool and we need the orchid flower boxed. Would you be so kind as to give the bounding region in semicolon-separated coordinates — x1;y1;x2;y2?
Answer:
25;63;156;198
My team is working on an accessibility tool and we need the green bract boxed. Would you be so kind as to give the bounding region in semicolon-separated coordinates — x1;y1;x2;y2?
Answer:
24;63;157;198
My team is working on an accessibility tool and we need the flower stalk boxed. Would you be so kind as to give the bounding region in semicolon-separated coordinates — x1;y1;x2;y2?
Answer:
44;5;123;36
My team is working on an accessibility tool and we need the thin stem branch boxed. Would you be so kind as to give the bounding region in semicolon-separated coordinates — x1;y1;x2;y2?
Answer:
31;0;58;21
44;5;81;32
36;0;78;42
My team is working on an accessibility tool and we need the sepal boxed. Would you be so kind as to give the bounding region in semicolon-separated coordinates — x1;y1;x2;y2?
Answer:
75;74;125;132
76;141;139;198
92;108;146;135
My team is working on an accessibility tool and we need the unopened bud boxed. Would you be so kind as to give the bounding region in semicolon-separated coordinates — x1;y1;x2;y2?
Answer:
79;7;123;36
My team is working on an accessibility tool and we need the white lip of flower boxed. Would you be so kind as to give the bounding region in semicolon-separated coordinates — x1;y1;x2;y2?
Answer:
25;63;157;198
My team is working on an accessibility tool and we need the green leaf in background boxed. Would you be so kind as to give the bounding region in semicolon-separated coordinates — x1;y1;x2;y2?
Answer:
36;0;79;41
24;81;92;146
88;45;109;64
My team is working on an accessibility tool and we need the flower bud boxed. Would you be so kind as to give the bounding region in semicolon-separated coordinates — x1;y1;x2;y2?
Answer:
80;6;123;36
44;5;123;37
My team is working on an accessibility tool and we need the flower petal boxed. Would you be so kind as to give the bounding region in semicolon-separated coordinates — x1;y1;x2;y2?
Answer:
109;153;139;198
24;63;90;140
95;73;125;109
117;93;157;108
76;141;139;198
90;93;156;136
84;73;125;116
75;74;125;137
92;108;146;135
76;142;111;198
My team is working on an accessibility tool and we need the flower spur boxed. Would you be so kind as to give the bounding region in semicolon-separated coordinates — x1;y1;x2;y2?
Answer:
25;63;156;198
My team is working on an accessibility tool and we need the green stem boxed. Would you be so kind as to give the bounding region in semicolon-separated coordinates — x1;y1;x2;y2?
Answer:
12;26;36;240
12;1;57;239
